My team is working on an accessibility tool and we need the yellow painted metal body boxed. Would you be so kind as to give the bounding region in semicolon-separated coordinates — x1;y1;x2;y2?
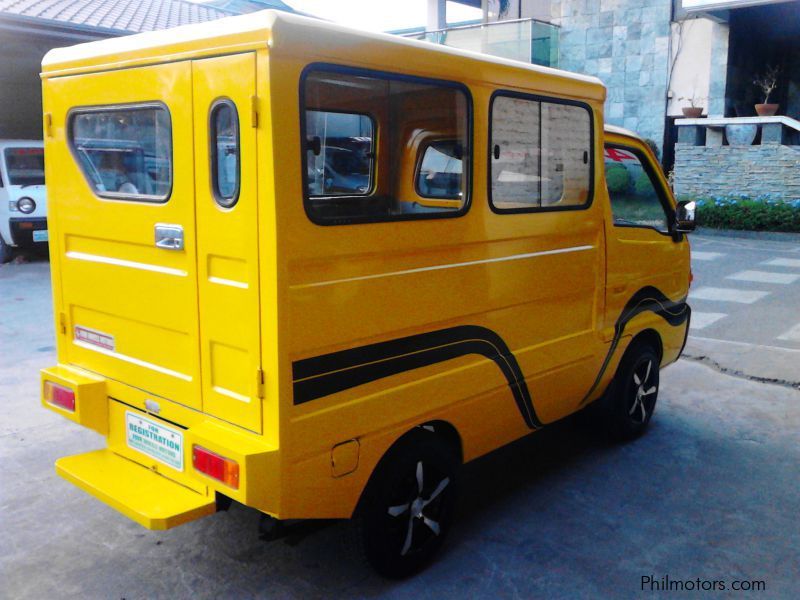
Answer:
56;449;216;530
40;11;690;529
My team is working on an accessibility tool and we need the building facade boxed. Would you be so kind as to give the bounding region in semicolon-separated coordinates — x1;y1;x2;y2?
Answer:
421;0;800;187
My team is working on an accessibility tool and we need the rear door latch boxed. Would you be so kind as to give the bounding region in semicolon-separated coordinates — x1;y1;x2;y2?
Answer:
154;224;184;250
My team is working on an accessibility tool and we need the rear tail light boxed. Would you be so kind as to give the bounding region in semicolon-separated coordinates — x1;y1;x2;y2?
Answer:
192;445;239;489
44;381;76;412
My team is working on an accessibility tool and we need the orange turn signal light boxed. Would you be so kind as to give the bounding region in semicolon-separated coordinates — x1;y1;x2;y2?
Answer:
192;445;239;489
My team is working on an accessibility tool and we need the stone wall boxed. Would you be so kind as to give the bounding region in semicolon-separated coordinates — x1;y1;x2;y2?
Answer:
548;0;672;148
673;144;800;199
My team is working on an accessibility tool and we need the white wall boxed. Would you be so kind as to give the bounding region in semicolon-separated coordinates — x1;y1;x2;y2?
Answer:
667;17;715;116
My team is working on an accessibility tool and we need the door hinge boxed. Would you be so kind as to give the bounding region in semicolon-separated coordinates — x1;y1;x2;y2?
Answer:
44;113;53;138
58;312;67;335
250;95;259;129
256;367;265;399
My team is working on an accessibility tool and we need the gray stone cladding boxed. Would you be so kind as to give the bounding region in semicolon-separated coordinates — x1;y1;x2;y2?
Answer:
673;144;800;199
550;0;672;148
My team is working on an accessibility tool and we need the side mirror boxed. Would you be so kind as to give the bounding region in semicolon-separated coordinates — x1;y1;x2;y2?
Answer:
674;200;696;233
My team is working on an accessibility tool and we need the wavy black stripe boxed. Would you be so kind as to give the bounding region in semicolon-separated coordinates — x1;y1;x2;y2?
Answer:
578;286;690;406
292;287;689;430
292;325;542;429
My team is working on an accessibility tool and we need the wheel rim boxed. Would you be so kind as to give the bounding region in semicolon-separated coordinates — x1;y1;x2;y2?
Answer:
628;358;657;424
385;460;450;557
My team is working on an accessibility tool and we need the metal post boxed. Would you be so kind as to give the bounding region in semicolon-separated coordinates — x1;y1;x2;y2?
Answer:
427;0;446;31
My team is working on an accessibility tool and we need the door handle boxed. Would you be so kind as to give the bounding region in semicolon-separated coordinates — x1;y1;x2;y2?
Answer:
154;223;184;250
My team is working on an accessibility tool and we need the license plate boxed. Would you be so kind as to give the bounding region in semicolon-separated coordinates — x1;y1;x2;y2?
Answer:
33;230;48;242
125;411;184;471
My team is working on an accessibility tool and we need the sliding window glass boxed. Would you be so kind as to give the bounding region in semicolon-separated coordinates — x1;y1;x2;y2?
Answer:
490;93;592;213
302;66;471;224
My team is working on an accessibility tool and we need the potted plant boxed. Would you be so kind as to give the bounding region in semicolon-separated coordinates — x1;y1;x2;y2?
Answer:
679;93;706;118
753;65;780;116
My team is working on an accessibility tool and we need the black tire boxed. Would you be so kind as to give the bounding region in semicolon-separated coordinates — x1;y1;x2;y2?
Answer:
601;341;661;441
358;428;459;579
0;234;12;264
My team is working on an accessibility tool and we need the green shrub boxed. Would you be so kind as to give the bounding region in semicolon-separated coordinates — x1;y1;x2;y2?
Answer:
606;165;631;193
643;138;661;161
690;197;800;233
634;172;653;196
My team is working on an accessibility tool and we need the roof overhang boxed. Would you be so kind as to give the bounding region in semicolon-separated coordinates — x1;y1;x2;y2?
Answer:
0;13;124;42
676;0;796;20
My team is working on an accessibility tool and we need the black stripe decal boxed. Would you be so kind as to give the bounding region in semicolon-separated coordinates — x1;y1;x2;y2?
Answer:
578;286;690;406
293;325;542;429
291;287;689;429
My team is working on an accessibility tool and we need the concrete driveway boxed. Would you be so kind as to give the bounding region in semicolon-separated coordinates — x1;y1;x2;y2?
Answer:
1;254;798;598
686;232;800;387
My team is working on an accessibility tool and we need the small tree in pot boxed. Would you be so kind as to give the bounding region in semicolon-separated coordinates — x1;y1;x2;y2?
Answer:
753;65;780;116
679;93;706;118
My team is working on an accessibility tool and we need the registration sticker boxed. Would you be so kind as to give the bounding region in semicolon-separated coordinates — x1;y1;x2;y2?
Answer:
125;411;184;471
33;230;48;242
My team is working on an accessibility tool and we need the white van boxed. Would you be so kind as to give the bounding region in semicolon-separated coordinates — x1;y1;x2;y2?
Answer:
0;140;48;262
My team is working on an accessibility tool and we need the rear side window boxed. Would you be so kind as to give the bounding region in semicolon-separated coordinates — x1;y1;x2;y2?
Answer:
210;100;240;208
69;104;172;202
490;93;592;212
4;148;45;186
302;66;471;225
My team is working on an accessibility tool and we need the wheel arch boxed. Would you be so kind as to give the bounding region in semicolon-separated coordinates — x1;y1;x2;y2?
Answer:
352;419;462;517
628;328;663;363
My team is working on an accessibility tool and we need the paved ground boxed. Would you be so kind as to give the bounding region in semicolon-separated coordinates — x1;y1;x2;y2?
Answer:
686;233;800;386
2;243;799;598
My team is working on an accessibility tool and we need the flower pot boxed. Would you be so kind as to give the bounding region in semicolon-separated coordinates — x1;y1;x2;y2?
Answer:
754;103;779;116
681;107;704;118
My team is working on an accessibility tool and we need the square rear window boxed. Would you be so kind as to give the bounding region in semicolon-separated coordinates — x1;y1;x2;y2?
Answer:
69;104;172;202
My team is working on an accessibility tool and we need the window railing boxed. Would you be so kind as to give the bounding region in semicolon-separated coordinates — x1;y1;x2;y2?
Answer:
401;18;559;68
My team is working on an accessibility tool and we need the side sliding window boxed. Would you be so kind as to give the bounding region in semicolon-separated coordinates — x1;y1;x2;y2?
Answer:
489;92;593;213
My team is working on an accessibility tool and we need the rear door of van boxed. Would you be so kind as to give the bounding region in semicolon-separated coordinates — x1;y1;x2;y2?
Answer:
47;62;203;408
192;53;263;432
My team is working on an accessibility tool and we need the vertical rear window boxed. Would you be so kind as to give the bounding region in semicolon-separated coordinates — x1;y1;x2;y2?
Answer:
69;104;172;202
210;100;240;208
302;66;471;225
490;93;593;212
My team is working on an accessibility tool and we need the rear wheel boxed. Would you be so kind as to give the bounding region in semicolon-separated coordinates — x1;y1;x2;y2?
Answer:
602;341;660;441
359;429;459;578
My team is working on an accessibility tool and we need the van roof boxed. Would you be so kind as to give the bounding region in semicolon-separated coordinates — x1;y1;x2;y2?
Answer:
41;10;606;102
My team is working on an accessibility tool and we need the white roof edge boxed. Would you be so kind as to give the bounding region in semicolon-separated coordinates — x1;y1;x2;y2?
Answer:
604;124;642;139
42;9;605;92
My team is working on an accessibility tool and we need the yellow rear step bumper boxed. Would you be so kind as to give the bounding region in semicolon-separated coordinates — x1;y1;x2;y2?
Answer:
56;449;216;530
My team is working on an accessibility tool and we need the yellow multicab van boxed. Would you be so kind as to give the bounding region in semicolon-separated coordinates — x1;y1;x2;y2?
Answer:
40;10;695;577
